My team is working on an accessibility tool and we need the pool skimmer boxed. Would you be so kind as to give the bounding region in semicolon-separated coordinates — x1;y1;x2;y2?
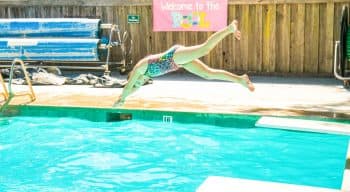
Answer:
163;115;173;123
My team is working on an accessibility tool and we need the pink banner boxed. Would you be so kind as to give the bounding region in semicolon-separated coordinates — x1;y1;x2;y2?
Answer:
153;0;228;31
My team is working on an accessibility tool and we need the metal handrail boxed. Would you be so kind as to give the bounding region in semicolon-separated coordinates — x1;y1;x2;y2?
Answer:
0;59;36;112
0;73;9;100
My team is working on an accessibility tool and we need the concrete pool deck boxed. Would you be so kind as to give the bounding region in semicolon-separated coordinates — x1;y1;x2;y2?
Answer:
2;73;350;119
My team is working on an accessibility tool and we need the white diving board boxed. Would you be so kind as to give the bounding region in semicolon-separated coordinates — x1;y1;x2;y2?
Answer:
255;117;350;135
342;141;350;191
196;176;341;192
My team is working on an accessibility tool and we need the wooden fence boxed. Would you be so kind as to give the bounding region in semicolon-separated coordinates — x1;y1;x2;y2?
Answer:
0;0;349;76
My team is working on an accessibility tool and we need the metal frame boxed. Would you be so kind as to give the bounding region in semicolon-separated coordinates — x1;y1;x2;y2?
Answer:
98;23;133;74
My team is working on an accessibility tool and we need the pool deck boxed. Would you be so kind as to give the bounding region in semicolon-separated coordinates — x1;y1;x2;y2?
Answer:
2;73;350;120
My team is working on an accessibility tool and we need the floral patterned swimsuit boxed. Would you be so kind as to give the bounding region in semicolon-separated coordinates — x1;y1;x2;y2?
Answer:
144;45;181;77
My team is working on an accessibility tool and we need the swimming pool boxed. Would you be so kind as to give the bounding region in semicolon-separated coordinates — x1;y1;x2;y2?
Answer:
0;108;349;192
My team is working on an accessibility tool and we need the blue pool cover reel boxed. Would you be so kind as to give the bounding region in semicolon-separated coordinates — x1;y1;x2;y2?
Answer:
0;38;100;61
0;18;101;38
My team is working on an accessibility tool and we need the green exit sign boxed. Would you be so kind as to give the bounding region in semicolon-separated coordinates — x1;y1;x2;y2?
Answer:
127;15;140;24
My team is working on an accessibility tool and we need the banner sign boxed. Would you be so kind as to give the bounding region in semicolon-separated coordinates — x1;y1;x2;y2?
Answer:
153;0;228;31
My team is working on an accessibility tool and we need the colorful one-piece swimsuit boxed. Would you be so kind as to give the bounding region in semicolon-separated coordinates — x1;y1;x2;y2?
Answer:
144;45;182;78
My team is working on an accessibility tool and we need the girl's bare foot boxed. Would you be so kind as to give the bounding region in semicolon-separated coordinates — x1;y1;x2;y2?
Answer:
241;74;255;92
229;20;241;40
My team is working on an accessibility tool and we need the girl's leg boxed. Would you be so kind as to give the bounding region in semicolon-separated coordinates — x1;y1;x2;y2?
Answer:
182;59;255;91
173;20;240;65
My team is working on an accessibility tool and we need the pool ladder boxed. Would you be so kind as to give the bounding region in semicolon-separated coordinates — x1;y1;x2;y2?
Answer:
0;59;36;111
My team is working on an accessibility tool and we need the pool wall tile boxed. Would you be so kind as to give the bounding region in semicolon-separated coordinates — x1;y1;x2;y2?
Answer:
6;105;349;129
7;105;260;128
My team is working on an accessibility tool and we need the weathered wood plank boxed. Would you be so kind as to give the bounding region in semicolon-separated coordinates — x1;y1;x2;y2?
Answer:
143;6;152;54
8;6;24;18
248;4;263;72
304;4;320;73
79;6;96;18
72;6;79;18
248;5;257;72
137;6;148;59
262;4;276;73
128;6;142;62
238;4;249;71
276;4;291;73
0;7;8;18
116;6;127;38
256;4;263;72
50;6;63;18
95;6;102;19
290;3;305;74
113;6;127;62
223;5;236;72
61;6;68;18
319;3;334;74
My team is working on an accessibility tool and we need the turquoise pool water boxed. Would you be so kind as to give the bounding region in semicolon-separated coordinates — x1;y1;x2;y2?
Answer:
0;116;349;191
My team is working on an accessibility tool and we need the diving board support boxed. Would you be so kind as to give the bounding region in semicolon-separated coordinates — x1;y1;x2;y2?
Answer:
255;117;350;136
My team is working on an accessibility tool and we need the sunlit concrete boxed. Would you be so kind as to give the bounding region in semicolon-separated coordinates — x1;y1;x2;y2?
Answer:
1;73;350;119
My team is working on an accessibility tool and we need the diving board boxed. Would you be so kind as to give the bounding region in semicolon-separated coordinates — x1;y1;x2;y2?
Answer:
255;117;350;136
196;176;340;192
342;141;350;191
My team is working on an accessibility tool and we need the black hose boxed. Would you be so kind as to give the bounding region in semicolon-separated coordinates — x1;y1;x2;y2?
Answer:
340;5;349;77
